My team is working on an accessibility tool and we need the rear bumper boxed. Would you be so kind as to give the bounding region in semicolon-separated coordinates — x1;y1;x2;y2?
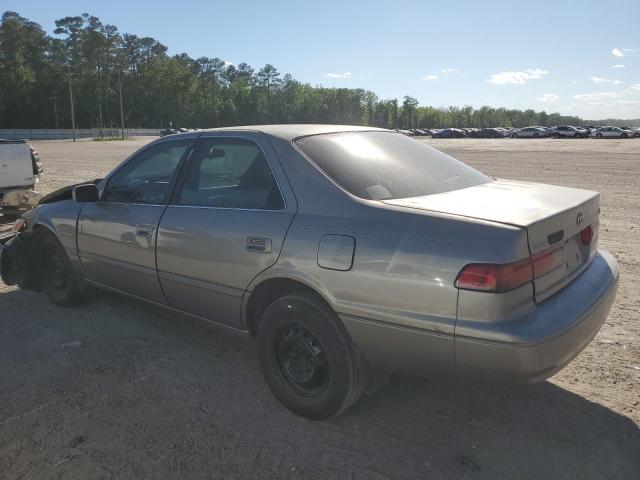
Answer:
455;250;619;383
341;250;618;383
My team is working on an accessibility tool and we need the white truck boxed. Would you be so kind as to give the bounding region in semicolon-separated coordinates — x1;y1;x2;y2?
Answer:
0;139;43;219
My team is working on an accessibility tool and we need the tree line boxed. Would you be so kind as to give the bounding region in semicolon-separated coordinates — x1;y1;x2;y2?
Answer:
1;11;637;131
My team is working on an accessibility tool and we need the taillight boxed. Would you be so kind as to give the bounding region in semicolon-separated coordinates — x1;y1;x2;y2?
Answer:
580;225;593;245
455;245;564;293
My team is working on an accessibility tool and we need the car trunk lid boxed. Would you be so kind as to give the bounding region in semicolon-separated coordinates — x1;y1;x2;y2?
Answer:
383;179;599;302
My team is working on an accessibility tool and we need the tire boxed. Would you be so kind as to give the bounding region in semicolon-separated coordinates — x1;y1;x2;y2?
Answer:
40;234;85;307
257;292;364;419
512;133;518;138
533;133;539;138
597;133;603;138
621;133;628;138
553;133;560;139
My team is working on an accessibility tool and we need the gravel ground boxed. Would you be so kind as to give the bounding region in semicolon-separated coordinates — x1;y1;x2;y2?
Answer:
1;136;639;479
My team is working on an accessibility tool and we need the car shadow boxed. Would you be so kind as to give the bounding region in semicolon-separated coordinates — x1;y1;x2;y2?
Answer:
0;287;638;479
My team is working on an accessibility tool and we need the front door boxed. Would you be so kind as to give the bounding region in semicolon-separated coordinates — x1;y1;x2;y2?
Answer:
77;138;194;303
156;133;296;328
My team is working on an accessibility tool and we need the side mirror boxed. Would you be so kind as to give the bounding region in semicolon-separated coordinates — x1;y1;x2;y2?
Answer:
72;183;100;203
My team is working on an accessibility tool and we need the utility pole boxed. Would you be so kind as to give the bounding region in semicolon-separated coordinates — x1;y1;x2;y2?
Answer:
68;75;76;142
50;96;59;129
118;69;125;140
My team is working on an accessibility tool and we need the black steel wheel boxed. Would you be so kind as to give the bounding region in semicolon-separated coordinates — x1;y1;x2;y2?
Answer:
257;292;364;419
276;324;329;398
41;235;85;307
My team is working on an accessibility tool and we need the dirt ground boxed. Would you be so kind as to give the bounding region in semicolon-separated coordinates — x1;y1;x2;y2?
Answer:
1;136;639;479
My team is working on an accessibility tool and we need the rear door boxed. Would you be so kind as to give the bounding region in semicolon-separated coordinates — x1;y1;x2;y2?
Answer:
156;132;296;328
77;138;194;302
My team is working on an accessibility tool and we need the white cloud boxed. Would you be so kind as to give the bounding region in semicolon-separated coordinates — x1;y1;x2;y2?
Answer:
440;68;456;74
323;72;352;79
569;86;640;118
611;64;625;68
486;68;549;85
223;60;234;67
612;48;624;57
589;76;622;85
538;93;560;103
623;48;640;53
573;91;625;103
423;74;438;81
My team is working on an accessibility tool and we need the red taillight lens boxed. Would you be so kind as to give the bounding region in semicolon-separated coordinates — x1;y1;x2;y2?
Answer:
455;257;533;292
456;245;564;293
580;225;593;245
455;264;499;291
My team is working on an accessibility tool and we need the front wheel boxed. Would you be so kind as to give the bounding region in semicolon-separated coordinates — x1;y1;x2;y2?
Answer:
257;292;364;419
41;235;85;307
621;133;628;138
596;133;603;138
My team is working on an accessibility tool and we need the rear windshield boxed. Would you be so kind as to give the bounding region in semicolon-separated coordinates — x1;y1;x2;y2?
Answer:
294;131;490;200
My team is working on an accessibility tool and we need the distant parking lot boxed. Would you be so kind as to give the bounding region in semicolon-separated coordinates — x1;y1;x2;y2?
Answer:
1;137;639;479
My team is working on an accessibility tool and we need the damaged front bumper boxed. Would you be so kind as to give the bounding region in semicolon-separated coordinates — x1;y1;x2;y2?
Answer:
1;233;28;286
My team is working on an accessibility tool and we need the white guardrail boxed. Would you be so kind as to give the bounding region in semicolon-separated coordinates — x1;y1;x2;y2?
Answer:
0;128;161;140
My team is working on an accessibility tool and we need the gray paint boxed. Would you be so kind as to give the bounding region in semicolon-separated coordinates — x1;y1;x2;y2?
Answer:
4;125;620;384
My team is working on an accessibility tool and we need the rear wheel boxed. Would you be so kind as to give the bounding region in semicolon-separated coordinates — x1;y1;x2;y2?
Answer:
257;292;364;419
41;235;85;307
533;133;539;138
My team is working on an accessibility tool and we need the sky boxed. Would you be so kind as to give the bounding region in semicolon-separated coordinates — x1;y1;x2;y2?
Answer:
5;0;640;119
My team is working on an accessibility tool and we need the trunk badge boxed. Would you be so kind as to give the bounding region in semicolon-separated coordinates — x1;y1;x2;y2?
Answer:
576;211;585;227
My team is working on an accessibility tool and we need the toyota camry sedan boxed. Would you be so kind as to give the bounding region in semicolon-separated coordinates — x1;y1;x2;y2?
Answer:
0;125;619;419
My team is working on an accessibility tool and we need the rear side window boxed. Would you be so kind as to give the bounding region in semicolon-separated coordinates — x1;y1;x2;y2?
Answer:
294;131;489;200
177;138;284;210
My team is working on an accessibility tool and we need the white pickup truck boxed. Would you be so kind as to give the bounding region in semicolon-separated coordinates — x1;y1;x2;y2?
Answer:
0;139;43;219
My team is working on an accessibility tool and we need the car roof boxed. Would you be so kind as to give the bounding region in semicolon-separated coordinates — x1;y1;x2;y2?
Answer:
198;124;389;141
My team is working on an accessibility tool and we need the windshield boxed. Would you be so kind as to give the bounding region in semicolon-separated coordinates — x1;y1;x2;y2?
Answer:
294;131;490;200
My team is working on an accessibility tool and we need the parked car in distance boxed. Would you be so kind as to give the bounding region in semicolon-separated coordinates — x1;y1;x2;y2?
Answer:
511;127;546;138
619;127;637;138
0;139;43;219
592;126;633;138
553;126;588;138
0;125;619;419
493;127;512;137
468;128;501;138
432;128;466;138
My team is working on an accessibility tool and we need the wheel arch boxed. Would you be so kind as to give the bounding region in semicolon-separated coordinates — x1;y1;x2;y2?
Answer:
243;274;337;337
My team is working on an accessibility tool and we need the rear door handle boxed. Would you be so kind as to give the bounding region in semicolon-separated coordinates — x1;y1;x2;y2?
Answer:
135;224;154;237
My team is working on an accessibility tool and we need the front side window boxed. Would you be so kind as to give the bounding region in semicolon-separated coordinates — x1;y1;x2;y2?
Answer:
294;131;489;201
103;140;191;204
177;138;284;210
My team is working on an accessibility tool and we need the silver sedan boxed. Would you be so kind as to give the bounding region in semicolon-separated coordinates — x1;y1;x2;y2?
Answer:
0;125;619;419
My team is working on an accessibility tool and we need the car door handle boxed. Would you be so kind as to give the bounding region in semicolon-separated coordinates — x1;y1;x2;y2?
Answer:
135;225;154;237
246;237;272;253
